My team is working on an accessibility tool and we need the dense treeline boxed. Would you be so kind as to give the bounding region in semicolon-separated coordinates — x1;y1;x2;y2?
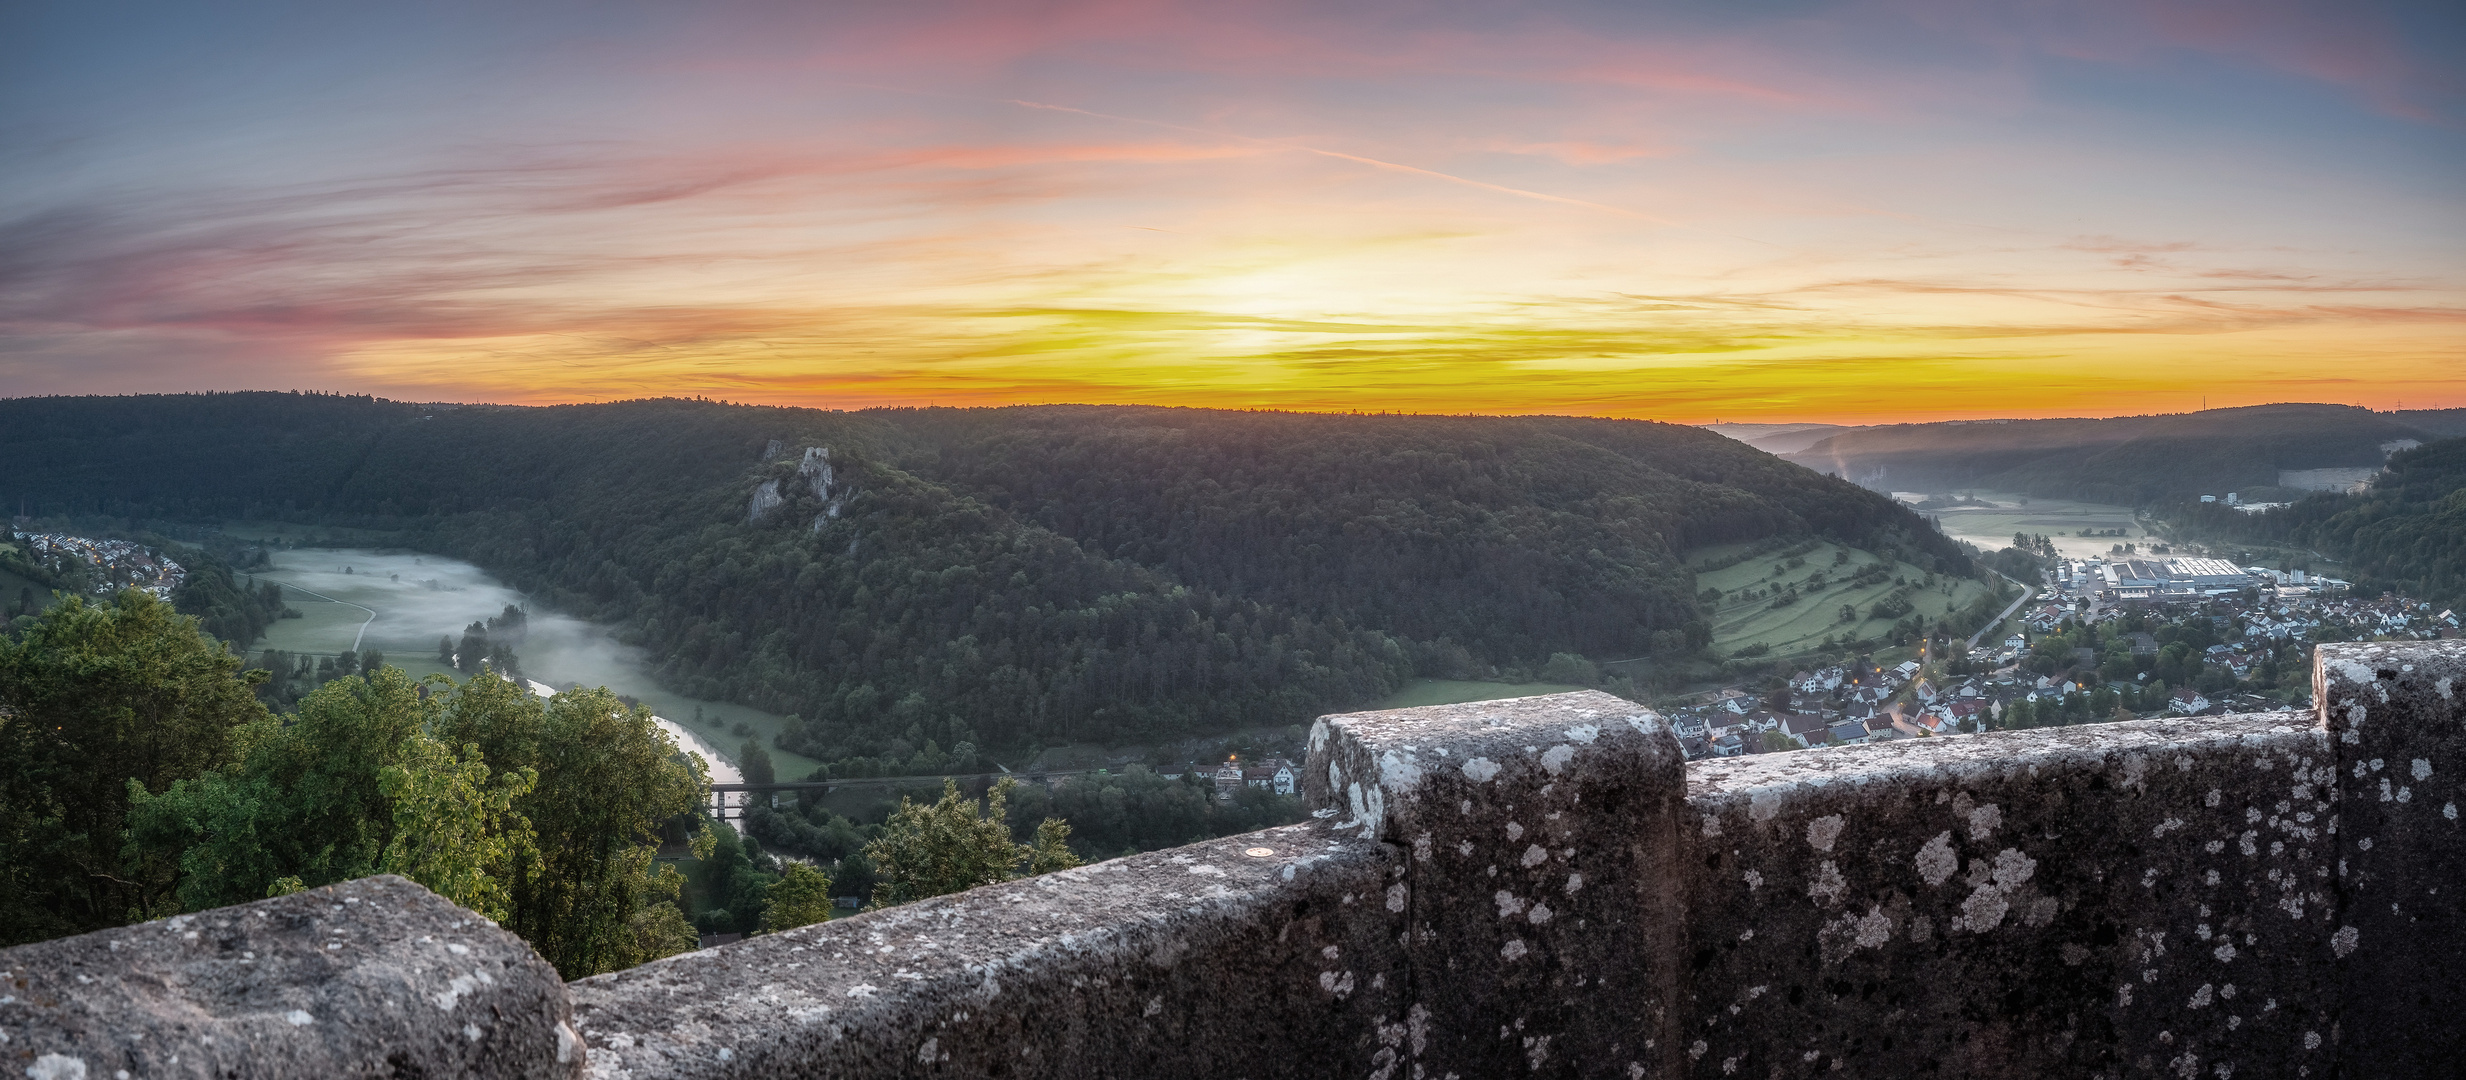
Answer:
0;591;707;975
2176;436;2466;610
0;394;1976;759
884;408;1960;663
1786;404;2437;505
170;548;296;646
742;765;1300;878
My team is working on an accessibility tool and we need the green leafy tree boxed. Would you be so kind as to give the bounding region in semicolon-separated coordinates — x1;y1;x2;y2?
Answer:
1539;652;1600;685
0;592;270;944
864;777;1079;907
762;861;835;932
431;677;705;978
454;622;489;674
688;820;776;934
629;896;698;960
1026;817;1081;875
374;734;537;921
740;739;776;786
865;779;1022;906
125;668;437;912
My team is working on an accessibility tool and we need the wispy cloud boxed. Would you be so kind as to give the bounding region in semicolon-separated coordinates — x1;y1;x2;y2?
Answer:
0;0;2459;418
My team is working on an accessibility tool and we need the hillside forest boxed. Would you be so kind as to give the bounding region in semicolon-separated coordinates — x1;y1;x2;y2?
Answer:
0;394;1984;771
1783;404;2454;506
2174;436;2466;612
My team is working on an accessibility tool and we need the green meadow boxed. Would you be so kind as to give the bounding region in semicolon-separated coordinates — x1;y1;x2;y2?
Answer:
1908;492;2152;560
242;545;821;780
1690;540;1996;661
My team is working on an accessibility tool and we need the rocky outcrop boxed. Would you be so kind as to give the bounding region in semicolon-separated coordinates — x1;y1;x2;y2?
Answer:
746;479;783;524
746;446;847;530
798;446;847;530
798;446;833;500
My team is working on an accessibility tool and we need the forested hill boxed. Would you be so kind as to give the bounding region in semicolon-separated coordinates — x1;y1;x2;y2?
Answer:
2180;436;2466;611
1784;404;2437;505
0;393;1970;756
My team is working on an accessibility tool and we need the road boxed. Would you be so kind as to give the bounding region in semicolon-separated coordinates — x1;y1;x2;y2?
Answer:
1967;569;2037;650
261;577;380;652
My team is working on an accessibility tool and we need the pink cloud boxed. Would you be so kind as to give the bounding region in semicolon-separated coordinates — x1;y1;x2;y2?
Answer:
1488;140;1676;166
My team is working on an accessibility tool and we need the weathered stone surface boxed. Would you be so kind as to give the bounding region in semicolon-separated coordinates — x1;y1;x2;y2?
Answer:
567;821;1403;1079
1682;716;2338;1078
13;644;2466;1078
1309;690;1690;1078
2316;641;2466;1076
0;874;579;1079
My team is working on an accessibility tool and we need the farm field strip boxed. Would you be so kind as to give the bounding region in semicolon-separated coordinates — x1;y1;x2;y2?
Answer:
1691;540;1996;658
1904;491;2154;560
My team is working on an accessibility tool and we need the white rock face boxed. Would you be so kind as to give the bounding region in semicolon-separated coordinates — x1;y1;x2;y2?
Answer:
799;446;834;498
747;480;783;523
796;446;849;531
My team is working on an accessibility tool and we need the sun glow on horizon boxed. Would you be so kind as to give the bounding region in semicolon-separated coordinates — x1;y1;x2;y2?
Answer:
3;1;2460;421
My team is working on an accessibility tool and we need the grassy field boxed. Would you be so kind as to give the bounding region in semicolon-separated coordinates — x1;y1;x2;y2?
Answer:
1376;679;1591;709
1690;540;1996;661
1905;491;2153;560
1;565;62;616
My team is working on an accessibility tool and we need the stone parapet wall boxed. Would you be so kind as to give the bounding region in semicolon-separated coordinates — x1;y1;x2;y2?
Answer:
3;643;2456;1078
1682;715;2336;1078
0;875;579;1079
2314;642;2464;1076
568;821;1403;1078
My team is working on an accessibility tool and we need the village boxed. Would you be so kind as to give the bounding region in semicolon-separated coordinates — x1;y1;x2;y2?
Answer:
3;529;188;601
1663;553;2459;760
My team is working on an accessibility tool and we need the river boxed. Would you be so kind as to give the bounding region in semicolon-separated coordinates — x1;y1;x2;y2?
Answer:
251;547;779;818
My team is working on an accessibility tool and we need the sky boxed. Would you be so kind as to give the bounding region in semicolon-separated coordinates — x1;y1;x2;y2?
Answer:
2;0;2461;423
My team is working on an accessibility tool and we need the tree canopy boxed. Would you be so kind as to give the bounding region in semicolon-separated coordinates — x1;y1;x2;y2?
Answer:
0;395;1978;765
3;589;710;976
862;778;1079;907
0;591;269;941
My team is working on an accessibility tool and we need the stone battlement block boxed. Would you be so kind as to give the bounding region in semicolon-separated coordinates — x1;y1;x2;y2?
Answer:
0;875;577;1079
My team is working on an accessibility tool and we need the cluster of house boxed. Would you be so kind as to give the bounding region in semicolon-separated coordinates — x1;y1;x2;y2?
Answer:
1664;657;1944;759
2023;583;2455;649
1208;756;1300;800
1665;654;2257;761
1661;585;2465;761
11;532;187;598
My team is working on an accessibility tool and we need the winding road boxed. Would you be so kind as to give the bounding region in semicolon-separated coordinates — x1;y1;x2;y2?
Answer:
1967;569;2037;650
261;578;380;652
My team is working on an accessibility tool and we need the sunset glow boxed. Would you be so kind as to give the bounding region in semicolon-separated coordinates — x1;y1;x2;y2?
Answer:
4;1;2460;422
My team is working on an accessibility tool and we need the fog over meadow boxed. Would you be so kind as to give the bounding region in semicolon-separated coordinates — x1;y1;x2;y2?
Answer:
258;547;741;785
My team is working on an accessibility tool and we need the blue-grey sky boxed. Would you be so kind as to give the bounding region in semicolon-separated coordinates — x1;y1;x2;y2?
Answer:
4;0;2461;420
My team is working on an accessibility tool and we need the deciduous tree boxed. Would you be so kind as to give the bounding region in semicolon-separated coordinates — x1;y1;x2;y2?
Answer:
0;592;268;944
762;862;834;932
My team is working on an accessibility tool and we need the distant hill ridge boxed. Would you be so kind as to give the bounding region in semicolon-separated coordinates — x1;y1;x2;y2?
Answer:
1776;403;2457;505
0;393;1972;756
2183;435;2466;611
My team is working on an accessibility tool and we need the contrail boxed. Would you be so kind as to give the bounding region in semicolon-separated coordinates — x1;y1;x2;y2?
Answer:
1004;98;1675;224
